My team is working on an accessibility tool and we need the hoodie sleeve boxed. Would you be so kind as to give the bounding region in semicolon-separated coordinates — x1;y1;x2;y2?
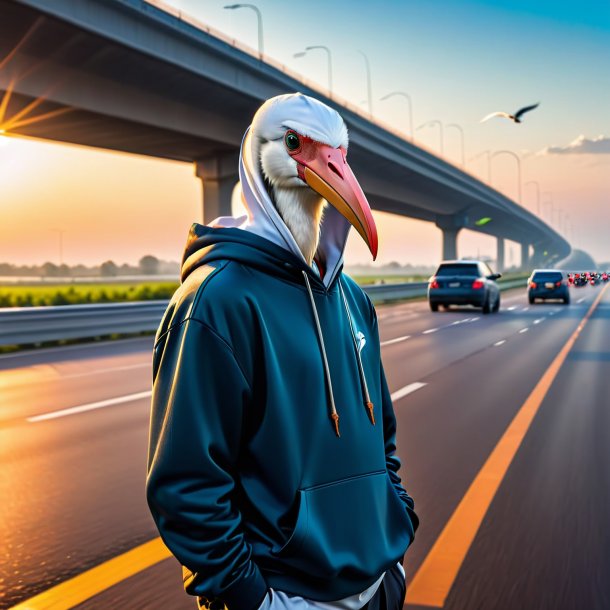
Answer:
367;298;420;536
146;317;268;610
379;357;420;535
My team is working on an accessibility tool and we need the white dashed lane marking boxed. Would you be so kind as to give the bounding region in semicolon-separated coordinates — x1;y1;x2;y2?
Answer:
391;382;427;402
519;328;529;334
380;335;411;347
493;340;506;347
27;390;153;423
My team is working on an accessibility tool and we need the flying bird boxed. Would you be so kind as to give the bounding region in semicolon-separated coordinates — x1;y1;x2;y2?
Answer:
480;102;540;124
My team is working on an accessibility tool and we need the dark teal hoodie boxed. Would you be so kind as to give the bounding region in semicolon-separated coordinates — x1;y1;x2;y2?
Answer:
146;222;418;609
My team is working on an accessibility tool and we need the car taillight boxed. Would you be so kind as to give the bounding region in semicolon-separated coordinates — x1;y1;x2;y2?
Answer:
530;282;537;289
430;278;439;289
472;279;485;289
556;281;562;287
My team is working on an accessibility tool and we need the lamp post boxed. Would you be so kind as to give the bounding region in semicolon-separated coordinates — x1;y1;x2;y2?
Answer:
417;120;444;156
469;150;491;183
357;50;373;116
542;191;554;226
224;4;264;55
491;150;522;204
380;91;414;141
524;180;541;215
294;46;333;93
446;123;465;166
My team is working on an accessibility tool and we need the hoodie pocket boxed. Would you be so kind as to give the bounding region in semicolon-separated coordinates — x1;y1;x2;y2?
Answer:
271;469;414;579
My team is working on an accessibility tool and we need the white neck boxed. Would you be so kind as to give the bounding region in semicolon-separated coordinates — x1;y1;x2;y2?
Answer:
272;186;326;266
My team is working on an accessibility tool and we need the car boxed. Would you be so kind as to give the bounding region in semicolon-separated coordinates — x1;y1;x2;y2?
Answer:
428;260;502;314
527;269;570;304
602;272;609;283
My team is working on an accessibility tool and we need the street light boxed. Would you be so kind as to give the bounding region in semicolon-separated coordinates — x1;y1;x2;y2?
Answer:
224;4;264;55
491;150;522;204
416;120;444;155
294;46;333;93
542;191;554;225
524;180;541;216
446;123;465;166
379;91;414;141
469;150;491;183
357;50;373;116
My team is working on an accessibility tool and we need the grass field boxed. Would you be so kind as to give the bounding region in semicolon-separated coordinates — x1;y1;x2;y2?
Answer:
0;281;180;308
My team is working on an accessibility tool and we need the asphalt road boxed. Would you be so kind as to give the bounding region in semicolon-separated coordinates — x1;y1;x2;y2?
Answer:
1;285;608;610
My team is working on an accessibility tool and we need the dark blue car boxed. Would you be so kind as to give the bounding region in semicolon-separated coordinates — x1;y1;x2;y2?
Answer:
428;260;502;314
527;269;570;304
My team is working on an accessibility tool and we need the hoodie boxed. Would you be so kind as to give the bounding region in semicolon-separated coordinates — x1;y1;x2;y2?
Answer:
146;93;418;610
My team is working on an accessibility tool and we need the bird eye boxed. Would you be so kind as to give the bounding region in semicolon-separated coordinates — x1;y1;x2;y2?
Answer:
284;130;301;151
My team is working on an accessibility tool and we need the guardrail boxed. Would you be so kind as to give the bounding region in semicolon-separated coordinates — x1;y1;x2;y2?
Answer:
0;301;168;346
0;279;527;346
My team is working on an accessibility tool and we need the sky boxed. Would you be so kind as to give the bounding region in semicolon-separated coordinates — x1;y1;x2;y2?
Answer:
0;0;609;268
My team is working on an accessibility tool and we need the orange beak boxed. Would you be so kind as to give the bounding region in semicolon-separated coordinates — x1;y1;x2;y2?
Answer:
290;136;378;260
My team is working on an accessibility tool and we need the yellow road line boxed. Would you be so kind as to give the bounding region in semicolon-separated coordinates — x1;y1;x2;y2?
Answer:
406;285;608;607
9;538;171;610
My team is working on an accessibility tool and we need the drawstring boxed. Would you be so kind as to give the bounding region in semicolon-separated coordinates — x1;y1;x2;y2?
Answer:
302;271;376;437
338;280;376;426
302;271;341;437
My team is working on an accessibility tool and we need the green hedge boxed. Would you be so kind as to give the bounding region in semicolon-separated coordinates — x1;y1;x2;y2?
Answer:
0;282;180;308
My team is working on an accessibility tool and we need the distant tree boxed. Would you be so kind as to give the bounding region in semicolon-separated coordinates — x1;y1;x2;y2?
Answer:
58;263;71;277
0;263;15;276
100;260;119;277
386;261;402;270
139;255;160;275
41;261;59;277
72;264;89;277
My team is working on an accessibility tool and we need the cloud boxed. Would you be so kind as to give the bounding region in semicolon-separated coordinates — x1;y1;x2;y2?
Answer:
538;135;610;155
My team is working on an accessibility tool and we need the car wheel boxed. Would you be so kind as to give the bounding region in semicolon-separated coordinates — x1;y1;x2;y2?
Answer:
564;296;570;305
492;294;500;313
482;293;492;314
430;301;439;312
528;296;535;305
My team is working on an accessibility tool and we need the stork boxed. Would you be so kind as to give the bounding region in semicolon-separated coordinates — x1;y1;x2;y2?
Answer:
244;93;378;271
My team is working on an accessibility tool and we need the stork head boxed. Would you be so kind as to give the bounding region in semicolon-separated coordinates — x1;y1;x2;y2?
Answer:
250;93;378;264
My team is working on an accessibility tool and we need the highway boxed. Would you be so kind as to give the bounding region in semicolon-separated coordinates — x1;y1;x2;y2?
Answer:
1;284;608;610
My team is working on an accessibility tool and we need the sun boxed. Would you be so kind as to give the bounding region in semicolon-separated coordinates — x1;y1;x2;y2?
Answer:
0;128;8;147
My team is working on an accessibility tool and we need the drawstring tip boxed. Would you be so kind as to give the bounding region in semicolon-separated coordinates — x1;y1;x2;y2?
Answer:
366;401;376;425
331;412;341;437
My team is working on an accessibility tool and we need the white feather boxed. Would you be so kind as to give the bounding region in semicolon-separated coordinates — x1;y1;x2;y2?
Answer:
480;111;513;123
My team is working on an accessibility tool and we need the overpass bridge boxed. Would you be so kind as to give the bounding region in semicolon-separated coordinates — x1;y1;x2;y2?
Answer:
0;0;571;269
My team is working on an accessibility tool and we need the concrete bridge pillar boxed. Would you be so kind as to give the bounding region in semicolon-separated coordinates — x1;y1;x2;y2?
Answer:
496;238;505;273
435;214;467;261
195;152;240;225
441;228;460;260
521;243;530;271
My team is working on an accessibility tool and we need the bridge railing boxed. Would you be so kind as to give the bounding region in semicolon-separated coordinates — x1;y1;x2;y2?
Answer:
0;278;527;347
142;0;493;187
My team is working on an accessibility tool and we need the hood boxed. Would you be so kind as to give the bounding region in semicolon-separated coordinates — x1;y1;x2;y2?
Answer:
179;222;339;290
202;93;354;289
